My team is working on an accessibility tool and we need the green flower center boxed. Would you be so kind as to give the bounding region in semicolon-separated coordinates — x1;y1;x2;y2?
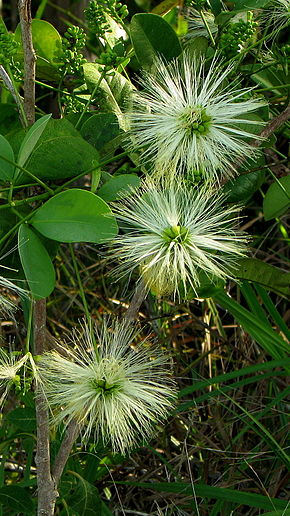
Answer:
179;106;212;136
163;225;189;243
92;378;121;397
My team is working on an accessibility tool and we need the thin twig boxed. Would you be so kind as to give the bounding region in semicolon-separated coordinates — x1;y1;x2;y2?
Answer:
52;420;80;486
252;104;290;147
17;2;56;513
18;0;36;124
235;104;290;172
124;280;148;323
34;300;57;516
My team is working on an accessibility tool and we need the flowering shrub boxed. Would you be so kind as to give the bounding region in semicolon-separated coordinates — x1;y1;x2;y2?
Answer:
0;0;289;514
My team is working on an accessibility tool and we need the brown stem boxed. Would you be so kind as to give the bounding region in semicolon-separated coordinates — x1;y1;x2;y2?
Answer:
52;420;80;486
124;280;148;323
234;104;290;172
251;104;290;148
18;0;36;125
17;3;56;511
34;300;58;516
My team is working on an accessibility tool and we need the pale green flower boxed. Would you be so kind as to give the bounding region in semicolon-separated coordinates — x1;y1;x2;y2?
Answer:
37;320;176;454
110;181;248;298
126;53;265;181
0;350;30;407
0;253;26;316
0;276;24;316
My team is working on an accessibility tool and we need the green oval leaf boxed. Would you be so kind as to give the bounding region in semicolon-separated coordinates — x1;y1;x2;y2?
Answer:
97;174;140;202
25;136;100;182
0;134;15;182
83;64;134;121
80;113;120;155
31;189;118;243
130;13;182;68
15;19;62;63
18;224;56;298
263;176;290;221
223;155;266;203
17;113;52;168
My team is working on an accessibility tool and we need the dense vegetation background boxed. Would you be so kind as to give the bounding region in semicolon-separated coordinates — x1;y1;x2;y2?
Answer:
0;0;289;514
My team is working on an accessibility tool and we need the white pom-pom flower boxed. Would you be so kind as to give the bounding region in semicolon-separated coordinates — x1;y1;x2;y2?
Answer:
126;53;265;181
37;320;176;454
110;181;248;298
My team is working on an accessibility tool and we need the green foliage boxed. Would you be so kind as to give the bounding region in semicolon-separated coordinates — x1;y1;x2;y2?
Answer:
130;13;182;68
23;119;100;182
31;189;118;244
0;485;35;514
0;1;289;514
17;114;51;169
6;407;36;432
80;113;120;155
263;176;290;220
97;173;140;201
15;20;62;79
236;258;290;298
115;481;289;511
83;63;134;117
0;134;15;182
18;224;56;298
223;156;266;203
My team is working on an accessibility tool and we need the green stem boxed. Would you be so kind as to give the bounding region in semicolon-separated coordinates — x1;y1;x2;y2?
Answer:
200;10;215;47
0;192;50;211
69;244;94;343
0;150;129;213
0;211;34;247
25;295;34;354
0;154;54;194
75;70;106;130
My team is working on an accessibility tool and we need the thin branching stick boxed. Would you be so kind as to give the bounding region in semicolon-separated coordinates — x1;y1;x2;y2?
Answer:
34;300;57;516
234;104;290;172
17;2;57;514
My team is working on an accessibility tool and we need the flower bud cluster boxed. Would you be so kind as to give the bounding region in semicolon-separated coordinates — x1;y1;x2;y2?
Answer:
220;19;258;58
85;0;128;38
0;26;22;81
59;26;86;77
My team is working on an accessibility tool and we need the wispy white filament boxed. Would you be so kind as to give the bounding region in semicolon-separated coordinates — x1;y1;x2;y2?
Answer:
110;182;248;298
0;276;24;316
0;252;27;316
261;0;290;36
126;53;266;181
0;350;30;407
38;320;176;454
